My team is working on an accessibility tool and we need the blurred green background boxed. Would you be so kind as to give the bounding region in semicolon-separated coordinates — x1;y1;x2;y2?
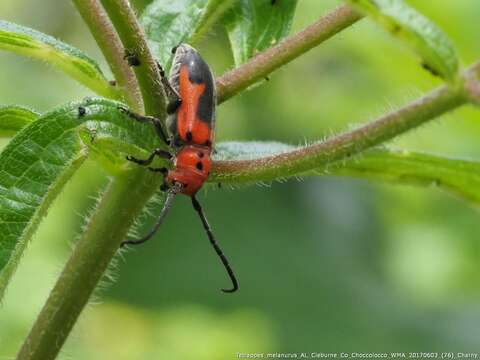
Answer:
1;0;480;358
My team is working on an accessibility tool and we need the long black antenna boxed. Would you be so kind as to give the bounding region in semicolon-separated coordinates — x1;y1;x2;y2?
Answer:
191;195;239;293
121;183;182;247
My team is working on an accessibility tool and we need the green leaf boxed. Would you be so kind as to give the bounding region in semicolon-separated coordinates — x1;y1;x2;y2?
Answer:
225;0;298;66
213;142;480;204
141;0;235;69
0;105;39;137
330;148;480;205
0;98;159;300
0;20;121;99
347;0;459;83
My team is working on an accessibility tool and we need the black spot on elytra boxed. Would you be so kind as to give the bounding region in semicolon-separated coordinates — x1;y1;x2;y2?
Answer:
197;151;204;158
186;131;193;141
197;78;214;125
78;106;86;118
196;162;203;170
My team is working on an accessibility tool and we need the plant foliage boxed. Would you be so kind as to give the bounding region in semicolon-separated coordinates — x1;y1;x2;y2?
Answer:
0;1;479;358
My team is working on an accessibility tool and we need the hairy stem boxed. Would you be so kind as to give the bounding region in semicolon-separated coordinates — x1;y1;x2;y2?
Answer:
99;0;166;117
16;2;172;358
72;0;142;111
16;169;161;360
216;4;363;103
465;76;480;105
212;63;480;183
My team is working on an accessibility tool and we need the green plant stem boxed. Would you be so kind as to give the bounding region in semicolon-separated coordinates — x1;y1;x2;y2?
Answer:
216;3;363;104
99;0;166;117
16;169;161;360
212;62;480;183
465;76;480;105
16;2;171;358
72;0;142;110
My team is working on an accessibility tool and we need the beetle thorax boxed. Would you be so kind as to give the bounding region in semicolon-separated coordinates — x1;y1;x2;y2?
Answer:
166;145;212;195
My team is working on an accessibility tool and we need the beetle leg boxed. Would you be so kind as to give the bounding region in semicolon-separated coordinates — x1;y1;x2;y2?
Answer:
166;98;182;115
147;166;168;175
118;106;170;145
126;148;171;166
147;168;170;192
156;62;182;114
160;182;169;192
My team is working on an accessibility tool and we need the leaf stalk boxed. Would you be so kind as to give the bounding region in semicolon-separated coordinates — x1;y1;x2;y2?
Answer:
99;0;166;117
216;4;364;103
72;0;143;110
212;62;480;183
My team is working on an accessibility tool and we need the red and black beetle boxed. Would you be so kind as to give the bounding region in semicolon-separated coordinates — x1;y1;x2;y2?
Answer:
166;43;215;196
118;44;238;293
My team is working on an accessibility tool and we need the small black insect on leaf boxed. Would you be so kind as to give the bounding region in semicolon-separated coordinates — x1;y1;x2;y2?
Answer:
421;62;441;77
391;24;401;34
78;106;86;118
123;49;141;67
